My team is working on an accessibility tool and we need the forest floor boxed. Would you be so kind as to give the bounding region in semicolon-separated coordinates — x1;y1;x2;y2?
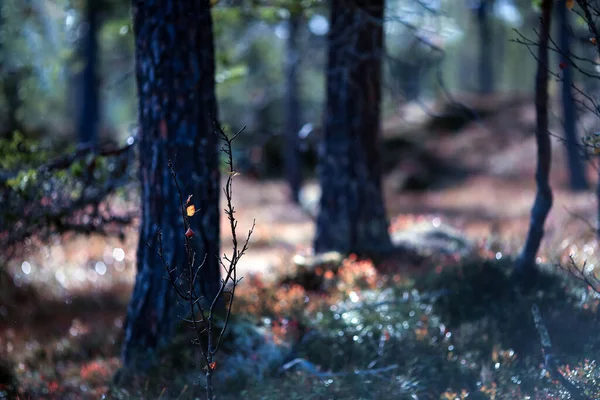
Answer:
2;93;600;399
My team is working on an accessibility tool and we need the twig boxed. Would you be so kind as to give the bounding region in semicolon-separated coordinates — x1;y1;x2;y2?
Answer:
560;255;600;294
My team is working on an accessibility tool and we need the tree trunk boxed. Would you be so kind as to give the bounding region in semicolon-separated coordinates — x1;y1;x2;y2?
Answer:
122;0;220;368
558;1;588;191
477;0;494;94
515;0;553;280
0;0;23;138
314;0;392;255
285;12;302;204
77;0;100;147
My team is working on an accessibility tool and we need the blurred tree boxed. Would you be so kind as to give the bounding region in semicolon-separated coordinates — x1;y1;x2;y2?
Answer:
75;0;100;147
515;0;553;283
557;0;588;191
122;0;221;367
285;7;302;203
0;0;25;137
472;0;494;94
314;0;392;255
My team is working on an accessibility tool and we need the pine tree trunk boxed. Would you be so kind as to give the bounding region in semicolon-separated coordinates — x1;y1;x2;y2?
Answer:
122;0;220;368
515;0;553;280
314;0;392;255
558;1;588;191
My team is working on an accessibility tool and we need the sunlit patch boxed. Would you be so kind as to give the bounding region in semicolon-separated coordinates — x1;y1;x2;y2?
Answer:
21;261;32;275
112;248;125;262
94;262;107;276
55;269;66;287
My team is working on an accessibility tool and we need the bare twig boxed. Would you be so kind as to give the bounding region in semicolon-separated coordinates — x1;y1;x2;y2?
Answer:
561;255;600;294
155;122;253;400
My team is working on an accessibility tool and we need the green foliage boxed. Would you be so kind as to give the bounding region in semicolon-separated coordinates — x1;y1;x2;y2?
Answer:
0;132;56;171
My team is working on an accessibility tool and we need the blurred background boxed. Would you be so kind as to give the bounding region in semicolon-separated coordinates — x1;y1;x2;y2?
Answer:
2;0;600;398
0;0;542;149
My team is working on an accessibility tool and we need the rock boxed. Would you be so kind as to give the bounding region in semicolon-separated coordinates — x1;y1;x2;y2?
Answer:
391;221;472;257
292;251;344;269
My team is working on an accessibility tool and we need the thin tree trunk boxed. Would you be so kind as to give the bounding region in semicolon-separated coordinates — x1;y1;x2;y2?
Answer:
477;0;494;94
122;0;220;368
77;0;100;147
314;0;392;255
515;0;554;280
285;12;302;204
558;1;588;191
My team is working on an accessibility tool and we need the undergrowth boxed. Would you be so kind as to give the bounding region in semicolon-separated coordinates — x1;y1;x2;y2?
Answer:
3;254;600;399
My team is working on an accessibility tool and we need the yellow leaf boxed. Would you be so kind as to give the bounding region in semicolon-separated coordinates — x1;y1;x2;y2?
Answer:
566;0;574;10
229;170;240;177
186;205;196;216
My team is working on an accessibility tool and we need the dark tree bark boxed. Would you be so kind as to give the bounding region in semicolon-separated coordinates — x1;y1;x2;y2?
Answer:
77;0;100;147
122;0;220;368
0;0;24;138
477;0;494;94
285;11;302;204
558;1;589;191
515;0;554;280
314;0;392;255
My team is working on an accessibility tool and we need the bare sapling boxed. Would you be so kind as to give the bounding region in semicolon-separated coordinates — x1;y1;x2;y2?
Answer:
150;124;254;399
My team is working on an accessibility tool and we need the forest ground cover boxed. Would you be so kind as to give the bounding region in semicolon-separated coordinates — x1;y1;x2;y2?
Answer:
1;94;600;399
